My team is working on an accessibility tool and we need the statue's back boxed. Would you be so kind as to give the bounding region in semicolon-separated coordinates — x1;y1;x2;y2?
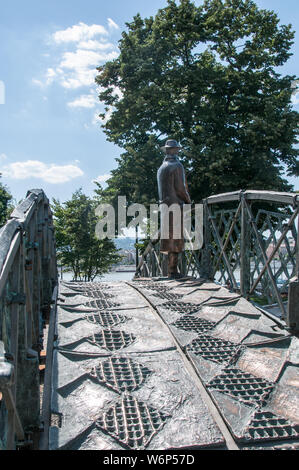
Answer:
157;156;188;206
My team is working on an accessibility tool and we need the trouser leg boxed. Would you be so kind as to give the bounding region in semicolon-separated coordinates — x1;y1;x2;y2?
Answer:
168;252;178;277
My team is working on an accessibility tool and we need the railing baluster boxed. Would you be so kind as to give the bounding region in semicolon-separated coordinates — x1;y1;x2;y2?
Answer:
0;189;57;449
240;193;251;298
200;199;213;279
208;205;239;290
249;208;299;296
134;190;299;329
244;199;287;318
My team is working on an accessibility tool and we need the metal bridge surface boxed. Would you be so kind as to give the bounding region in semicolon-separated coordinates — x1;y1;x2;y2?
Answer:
41;278;299;451
1;188;299;451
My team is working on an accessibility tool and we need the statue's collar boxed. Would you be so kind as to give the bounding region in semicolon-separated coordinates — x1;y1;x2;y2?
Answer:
164;155;179;162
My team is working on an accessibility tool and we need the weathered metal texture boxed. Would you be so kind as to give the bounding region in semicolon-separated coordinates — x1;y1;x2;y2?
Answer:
45;278;299;450
135;190;299;328
287;277;299;332
132;278;299;449
47;281;229;450
0;189;57;449
206;190;298;207
205;193;299;320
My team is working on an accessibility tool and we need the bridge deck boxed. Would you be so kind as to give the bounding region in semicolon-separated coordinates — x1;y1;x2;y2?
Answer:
43;278;299;450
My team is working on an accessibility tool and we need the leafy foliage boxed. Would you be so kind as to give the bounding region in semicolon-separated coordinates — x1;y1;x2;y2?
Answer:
95;0;299;207
0;175;12;228
52;189;121;281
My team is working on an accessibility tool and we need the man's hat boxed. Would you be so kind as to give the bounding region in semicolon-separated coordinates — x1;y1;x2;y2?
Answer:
161;139;182;151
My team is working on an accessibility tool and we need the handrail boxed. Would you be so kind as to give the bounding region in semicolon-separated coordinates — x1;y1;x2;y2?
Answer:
0;189;57;450
205;189;299;206
134;190;299;331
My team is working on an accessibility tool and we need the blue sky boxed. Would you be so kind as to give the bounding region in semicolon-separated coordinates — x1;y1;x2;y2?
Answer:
0;0;298;204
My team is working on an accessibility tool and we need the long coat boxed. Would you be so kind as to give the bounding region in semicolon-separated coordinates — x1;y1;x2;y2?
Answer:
157;155;191;253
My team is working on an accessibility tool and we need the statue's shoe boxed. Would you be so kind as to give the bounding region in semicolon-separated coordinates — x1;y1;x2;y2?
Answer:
168;273;185;280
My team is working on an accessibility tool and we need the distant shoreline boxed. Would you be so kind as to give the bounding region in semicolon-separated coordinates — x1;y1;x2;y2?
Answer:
59;270;135;282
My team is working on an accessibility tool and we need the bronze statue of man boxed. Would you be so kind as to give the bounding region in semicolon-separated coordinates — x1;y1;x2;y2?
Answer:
157;139;191;278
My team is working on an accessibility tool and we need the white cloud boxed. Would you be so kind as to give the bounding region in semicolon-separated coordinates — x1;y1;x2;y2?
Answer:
58;48;118;88
92;106;113;126
94;174;111;182
60;69;97;89
108;18;119;30
1;160;84;184
291;92;299;106
93;174;111;185
67;94;98;108
32;78;44;87
291;80;299;106
53;22;108;44
46;67;56;80
78;40;115;50
32;67;58;87
60;49;104;70
32;21;120;111
34;44;118;90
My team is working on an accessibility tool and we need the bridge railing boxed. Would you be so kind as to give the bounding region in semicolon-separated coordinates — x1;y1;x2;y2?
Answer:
135;190;299;329
0;189;57;449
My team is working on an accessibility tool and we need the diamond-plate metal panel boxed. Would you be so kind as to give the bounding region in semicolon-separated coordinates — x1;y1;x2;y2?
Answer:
87;329;136;351
243;411;299;442
241;443;299;450
160;301;200;315
62;289;113;299
85;311;128;328
186;335;242;364
96;395;169;449
62;283;110;292
208;368;274;407
135;282;170;292
151;291;183;300
93;357;152;393
53;279;299;451
84;299;120;310
84;290;113;299
172;315;216;334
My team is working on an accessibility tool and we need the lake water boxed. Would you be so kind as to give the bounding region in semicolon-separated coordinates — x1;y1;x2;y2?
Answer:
59;270;135;282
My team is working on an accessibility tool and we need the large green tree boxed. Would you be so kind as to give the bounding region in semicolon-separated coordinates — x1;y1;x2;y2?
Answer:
52;189;121;281
96;0;299;206
0;175;12;228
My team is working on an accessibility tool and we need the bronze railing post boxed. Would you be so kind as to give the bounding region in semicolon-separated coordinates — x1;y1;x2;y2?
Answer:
200;199;213;280
240;192;251;298
0;189;57;449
